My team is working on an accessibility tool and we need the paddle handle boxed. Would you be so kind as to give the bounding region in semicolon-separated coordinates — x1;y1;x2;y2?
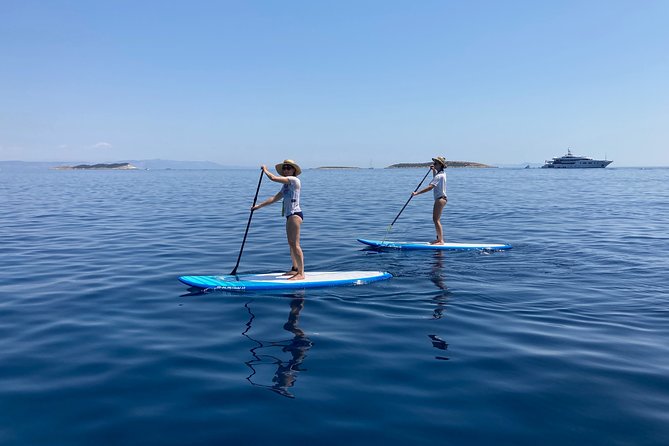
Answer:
230;167;264;275
389;167;432;227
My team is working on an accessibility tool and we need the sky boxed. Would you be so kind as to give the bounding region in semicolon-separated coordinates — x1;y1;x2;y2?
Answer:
1;0;667;167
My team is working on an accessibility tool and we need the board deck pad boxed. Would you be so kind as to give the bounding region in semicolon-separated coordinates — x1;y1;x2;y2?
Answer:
357;238;512;251
179;271;392;290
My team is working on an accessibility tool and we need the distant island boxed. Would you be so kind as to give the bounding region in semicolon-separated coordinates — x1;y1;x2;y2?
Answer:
387;161;494;168
53;163;139;170
0;159;232;171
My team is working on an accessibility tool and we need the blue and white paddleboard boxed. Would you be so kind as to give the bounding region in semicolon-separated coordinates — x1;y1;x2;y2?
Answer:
179;270;392;291
357;238;512;251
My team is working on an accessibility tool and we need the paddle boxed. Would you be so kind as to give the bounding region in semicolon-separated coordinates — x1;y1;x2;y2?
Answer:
383;167;432;241
230;167;264;275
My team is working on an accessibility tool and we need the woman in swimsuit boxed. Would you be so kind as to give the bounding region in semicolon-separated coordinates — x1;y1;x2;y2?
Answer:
252;159;305;280
412;156;447;245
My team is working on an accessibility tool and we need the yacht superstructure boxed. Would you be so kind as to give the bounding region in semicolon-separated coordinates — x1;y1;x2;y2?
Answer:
542;149;612;168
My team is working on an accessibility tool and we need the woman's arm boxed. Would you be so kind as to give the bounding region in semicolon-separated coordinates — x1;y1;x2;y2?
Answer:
261;165;290;184
412;184;435;196
252;191;283;211
412;164;439;196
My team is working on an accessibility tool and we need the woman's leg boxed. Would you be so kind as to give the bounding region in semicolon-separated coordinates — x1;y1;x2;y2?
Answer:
431;198;447;244
286;215;304;280
282;221;299;276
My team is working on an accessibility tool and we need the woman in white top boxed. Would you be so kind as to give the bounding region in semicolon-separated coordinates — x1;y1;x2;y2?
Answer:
252;159;305;279
412;156;447;245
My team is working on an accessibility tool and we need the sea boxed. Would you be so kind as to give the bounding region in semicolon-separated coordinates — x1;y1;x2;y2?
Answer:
1;166;668;446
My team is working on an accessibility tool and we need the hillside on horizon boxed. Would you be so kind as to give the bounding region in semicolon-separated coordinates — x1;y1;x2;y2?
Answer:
387;161;494;168
0;159;237;171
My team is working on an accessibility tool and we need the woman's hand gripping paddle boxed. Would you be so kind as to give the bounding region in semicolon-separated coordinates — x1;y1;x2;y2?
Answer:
230;167;264;276
382;167;432;242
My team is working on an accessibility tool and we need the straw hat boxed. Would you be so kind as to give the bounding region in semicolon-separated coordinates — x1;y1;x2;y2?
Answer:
432;156;447;167
275;159;302;176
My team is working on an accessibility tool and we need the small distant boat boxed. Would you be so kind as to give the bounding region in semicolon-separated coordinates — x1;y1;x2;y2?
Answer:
542;149;612;168
524;164;530;169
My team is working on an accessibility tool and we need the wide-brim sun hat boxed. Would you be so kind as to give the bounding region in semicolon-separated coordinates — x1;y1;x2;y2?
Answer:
275;159;302;176
432;156;447;167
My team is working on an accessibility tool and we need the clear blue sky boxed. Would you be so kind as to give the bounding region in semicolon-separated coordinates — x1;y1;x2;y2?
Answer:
1;0;667;167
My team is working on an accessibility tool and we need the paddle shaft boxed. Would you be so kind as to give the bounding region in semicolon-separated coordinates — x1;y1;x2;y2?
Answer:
230;168;264;275
389;167;432;227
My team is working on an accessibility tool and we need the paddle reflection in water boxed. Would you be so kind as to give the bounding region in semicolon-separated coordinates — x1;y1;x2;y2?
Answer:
242;293;312;399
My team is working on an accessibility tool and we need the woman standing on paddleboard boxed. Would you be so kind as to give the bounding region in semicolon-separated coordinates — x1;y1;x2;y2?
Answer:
412;156;447;245
252;160;305;280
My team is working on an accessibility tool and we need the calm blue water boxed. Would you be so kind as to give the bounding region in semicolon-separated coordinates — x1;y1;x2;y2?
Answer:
1;167;668;445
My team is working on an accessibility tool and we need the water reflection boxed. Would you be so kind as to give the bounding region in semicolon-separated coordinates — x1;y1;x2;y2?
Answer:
428;251;450;359
428;334;449;360
430;293;448;320
429;251;447;291
242;294;312;399
429;251;450;319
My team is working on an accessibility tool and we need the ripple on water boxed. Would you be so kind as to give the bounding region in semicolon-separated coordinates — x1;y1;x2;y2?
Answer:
1;168;669;445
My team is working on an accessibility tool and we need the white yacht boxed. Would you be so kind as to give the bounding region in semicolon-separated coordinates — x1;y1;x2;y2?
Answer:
542;149;612;168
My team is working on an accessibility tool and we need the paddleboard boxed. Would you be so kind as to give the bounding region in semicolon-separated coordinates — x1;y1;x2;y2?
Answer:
357;238;512;251
179;270;392;291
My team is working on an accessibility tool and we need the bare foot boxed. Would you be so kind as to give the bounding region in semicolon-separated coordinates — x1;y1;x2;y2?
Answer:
281;267;298;276
429;240;445;245
288;273;305;280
